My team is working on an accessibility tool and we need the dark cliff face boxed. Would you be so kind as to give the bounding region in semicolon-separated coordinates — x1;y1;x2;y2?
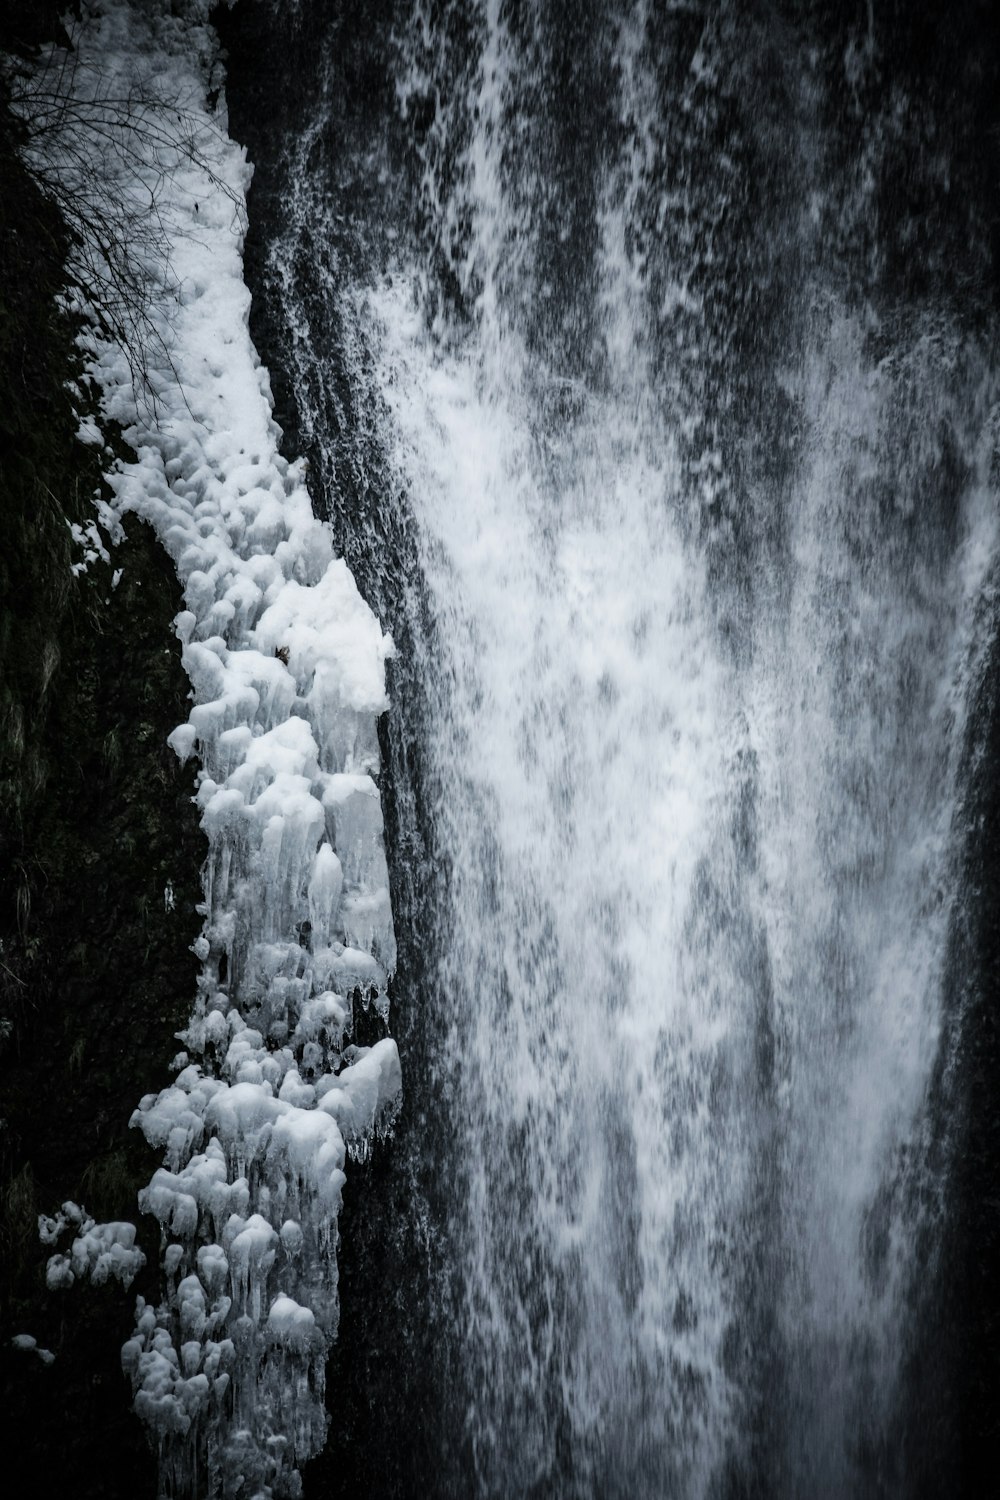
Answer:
0;68;203;1500
215;5;461;1494
902;610;1000;1500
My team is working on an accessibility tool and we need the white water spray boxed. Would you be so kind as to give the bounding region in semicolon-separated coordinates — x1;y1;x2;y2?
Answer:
360;4;1000;1494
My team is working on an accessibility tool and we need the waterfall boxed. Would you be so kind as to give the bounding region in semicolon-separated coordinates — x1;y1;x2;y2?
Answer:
229;2;999;1495
18;0;995;1494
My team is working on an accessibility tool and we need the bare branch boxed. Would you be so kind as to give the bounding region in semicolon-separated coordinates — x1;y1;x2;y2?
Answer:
2;25;246;413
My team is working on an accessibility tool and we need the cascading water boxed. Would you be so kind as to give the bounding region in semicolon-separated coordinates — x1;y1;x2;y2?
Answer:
217;2;999;1497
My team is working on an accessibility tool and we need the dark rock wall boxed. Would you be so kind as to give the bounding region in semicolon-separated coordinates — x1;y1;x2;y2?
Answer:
215;5;461;1493
0;46;202;1500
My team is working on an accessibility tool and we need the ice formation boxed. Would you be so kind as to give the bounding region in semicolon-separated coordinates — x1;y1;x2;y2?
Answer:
39;1201;146;1291
11;1334;57;1365
18;4;400;1495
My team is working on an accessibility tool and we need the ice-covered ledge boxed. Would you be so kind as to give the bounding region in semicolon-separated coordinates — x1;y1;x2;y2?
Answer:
25;4;401;1495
